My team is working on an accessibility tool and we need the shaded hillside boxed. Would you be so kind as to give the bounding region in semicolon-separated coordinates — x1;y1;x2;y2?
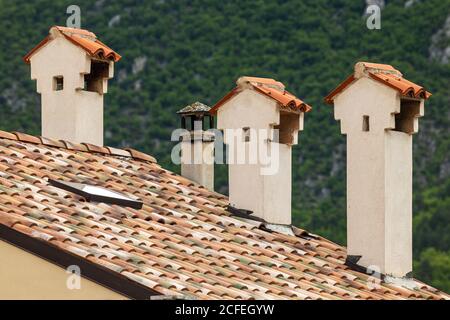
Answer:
0;0;449;291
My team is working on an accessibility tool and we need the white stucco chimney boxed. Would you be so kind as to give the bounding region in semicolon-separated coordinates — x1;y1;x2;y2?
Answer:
210;77;312;225
325;62;431;277
177;102;215;191
24;26;121;146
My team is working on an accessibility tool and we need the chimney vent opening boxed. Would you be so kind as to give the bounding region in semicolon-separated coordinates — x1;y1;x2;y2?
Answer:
243;127;251;142
183;116;194;131
181;115;213;132
393;99;421;134
203;115;214;131
53;76;64;91
84;60;109;94
274;112;300;144
362;115;370;132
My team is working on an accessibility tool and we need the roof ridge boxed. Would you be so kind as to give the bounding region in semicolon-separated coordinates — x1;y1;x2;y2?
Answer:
236;76;285;91
0;129;157;163
54;25;97;39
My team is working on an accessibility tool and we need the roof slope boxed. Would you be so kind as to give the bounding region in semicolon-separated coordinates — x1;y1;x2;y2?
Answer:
0;130;448;300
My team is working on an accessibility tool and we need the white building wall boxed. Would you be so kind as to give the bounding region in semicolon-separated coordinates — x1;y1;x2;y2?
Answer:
29;31;113;146
385;131;412;276
334;76;416;277
217;89;298;224
181;136;215;190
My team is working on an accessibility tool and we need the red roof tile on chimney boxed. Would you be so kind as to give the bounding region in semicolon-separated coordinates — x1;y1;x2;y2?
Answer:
369;72;432;99
210;76;312;114
23;26;121;63
325;62;431;104
254;85;311;112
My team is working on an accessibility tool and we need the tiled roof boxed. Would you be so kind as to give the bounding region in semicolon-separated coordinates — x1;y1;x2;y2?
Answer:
324;62;431;104
210;77;312;114
0;130;448;300
24;26;121;63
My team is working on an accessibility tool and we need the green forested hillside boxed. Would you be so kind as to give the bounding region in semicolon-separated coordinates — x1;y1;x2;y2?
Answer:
0;0;449;292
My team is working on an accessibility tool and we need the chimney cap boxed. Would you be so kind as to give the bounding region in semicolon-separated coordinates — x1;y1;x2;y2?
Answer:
177;101;211;115
324;61;432;104
23;25;121;64
210;76;312;115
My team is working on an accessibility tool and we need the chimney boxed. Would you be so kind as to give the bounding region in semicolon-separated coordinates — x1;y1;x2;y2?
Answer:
177;102;215;190
24;26;121;146
325;62;431;277
210;77;312;225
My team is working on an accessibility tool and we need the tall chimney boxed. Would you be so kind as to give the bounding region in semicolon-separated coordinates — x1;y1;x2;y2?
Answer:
325;62;431;277
177;102;215;190
210;77;312;225
24;26;121;146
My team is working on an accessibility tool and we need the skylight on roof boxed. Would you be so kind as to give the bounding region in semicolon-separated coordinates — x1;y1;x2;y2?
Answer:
48;179;143;209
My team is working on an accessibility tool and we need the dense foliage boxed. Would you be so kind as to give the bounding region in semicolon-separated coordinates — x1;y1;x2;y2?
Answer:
0;0;448;292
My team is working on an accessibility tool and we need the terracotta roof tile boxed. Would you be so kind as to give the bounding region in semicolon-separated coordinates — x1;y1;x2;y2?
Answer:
106;146;132;157
0;130;18;140
253;86;312;112
23;26;121;64
12;132;41;144
125;148;157;163
325;62;431;104
210;77;312;114
0;130;448;300
38;136;67;148
369;72;432;99
62;140;89;152
81;143;111;155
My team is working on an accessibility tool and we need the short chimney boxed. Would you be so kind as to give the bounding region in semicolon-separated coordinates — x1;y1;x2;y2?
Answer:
177;102;215;190
325;62;431;277
24;26;121;146
210;77;312;225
